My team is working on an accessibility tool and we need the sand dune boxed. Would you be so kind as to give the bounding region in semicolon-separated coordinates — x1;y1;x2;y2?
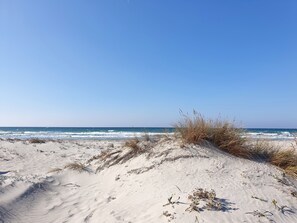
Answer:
0;138;297;223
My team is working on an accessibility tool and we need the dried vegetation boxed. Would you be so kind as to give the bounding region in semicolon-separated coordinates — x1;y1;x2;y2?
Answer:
176;111;248;158
176;111;297;178
187;188;224;212
91;136;156;172
64;162;87;172
29;138;46;144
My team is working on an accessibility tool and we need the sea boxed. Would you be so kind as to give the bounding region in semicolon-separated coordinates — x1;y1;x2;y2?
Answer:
0;127;296;141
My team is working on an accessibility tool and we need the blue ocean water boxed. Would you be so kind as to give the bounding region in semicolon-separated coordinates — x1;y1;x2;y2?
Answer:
0;127;174;140
0;127;296;140
243;128;297;140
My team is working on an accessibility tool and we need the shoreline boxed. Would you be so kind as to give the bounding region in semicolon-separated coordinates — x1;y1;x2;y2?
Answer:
0;127;296;141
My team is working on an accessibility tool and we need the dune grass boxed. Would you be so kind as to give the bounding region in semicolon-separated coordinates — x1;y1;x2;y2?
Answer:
64;162;86;172
176;111;297;177
270;149;297;177
176;111;249;158
48;167;63;173
249;140;277;161
90;111;297;177
124;138;145;155
249;140;297;177
29;138;46;144
94;137;153;172
143;133;150;141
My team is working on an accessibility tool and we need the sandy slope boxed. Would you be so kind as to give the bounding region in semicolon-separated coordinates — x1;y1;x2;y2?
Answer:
0;138;297;223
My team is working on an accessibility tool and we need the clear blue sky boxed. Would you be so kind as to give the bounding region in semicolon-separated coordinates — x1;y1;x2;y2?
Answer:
0;0;296;128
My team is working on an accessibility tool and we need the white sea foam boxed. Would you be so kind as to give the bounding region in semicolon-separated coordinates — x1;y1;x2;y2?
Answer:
0;130;171;140
0;129;295;140
243;131;295;140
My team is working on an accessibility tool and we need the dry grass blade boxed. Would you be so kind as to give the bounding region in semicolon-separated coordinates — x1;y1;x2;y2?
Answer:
251;196;268;202
87;150;122;164
245;210;273;219
87;154;101;163
64;162;86;172
95;138;151;173
29;138;46;144
48;168;63;173
124;138;144;154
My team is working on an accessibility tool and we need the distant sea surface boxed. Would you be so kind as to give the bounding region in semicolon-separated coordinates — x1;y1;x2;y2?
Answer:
0;127;296;140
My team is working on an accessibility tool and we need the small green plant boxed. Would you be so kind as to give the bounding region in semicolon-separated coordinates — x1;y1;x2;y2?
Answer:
272;199;292;214
272;199;278;208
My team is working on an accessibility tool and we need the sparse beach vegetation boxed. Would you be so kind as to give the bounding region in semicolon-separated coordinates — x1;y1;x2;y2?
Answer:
270;149;297;177
175;111;297;178
48;167;63;173
175;111;249;158
249;140;277;161
94;138;152;172
124;138;142;153
1;133;297;222
29;138;46;144
143;133;150;142
64;162;87;172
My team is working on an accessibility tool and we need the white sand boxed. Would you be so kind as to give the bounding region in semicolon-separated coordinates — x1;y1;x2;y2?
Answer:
0;138;296;223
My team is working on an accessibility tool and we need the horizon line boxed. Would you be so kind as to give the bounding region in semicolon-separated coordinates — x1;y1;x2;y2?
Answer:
0;126;297;129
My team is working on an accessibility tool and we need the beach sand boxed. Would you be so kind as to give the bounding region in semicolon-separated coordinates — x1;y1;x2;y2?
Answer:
0;138;296;223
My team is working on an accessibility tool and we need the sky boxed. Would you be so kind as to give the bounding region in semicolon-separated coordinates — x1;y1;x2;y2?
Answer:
0;0;297;128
